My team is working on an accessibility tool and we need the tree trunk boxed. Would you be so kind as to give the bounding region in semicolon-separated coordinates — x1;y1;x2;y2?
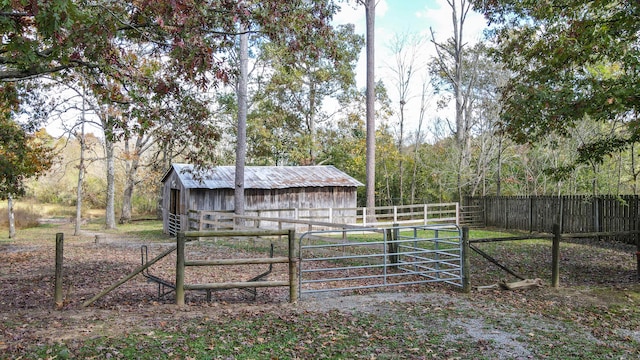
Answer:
365;0;376;221
120;135;145;224
105;134;116;229
74;121;85;236
308;81;317;165
119;154;139;224
431;0;473;202
410;82;428;204
632;143;638;195
234;26;248;220
8;194;15;238
591;162;598;197
496;136;502;196
398;101;404;205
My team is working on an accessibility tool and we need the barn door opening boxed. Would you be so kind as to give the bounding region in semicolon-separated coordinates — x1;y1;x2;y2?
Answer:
168;189;180;236
170;189;180;215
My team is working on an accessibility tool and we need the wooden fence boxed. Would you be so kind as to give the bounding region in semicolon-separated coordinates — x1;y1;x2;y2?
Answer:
175;229;298;306
187;203;460;234
464;195;640;244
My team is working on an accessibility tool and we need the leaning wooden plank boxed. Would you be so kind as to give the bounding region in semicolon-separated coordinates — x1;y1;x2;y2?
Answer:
476;278;544;291
82;245;177;307
498;278;544;290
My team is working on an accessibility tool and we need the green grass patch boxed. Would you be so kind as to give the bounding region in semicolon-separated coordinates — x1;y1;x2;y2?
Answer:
21;302;638;360
26;311;442;359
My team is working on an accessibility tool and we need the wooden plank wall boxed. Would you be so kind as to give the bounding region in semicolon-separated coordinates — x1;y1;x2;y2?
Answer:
464;195;640;244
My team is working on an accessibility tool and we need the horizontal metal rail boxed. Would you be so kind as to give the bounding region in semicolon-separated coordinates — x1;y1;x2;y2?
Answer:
298;225;463;298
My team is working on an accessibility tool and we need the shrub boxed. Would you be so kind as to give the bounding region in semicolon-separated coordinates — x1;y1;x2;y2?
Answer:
0;206;41;229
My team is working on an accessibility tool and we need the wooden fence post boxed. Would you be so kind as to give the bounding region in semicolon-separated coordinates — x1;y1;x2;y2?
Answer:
552;224;561;288
424;204;428;226
54;233;64;309
636;235;640;283
288;229;299;303
176;232;186;306
462;226;471;293
636;218;640;282
387;225;399;268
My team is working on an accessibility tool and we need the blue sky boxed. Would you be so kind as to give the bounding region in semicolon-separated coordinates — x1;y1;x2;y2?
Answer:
334;0;489;136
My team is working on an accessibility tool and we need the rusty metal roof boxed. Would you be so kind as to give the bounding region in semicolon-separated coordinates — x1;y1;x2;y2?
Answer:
165;164;363;189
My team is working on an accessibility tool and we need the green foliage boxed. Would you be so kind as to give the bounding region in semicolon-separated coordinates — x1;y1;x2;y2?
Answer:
242;23;363;165
0;94;54;198
473;0;640;165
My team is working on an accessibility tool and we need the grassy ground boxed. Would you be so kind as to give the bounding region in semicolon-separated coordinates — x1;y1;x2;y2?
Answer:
0;218;639;359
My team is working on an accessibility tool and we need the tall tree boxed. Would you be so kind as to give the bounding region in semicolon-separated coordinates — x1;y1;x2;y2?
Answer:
0;84;53;237
430;0;475;201
4;1;344;227
410;81;431;204
386;32;425;204
255;24;363;165
358;0;377;217
74;88;87;235
235;24;249;217
472;0;640;168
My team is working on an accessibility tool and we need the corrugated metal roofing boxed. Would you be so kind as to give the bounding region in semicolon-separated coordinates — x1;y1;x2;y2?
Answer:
165;164;364;189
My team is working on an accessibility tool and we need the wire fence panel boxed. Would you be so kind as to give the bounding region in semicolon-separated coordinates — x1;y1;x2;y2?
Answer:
298;225;463;298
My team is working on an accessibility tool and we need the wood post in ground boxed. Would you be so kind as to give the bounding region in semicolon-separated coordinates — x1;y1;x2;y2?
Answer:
390;224;400;268
636;219;640;282
552;223;561;288
462;226;471;293
175;232;186;306
288;229;298;303
54;233;64;309
385;228;398;269
636;241;639;283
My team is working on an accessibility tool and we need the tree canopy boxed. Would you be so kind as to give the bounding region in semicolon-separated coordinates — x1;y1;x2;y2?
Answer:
472;0;640;167
2;1;339;79
0;84;53;198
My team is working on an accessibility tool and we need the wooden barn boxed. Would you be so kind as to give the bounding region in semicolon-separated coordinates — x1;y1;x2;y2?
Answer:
161;163;363;234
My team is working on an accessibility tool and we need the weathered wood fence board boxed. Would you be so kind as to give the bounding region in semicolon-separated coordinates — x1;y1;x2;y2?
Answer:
464;195;640;244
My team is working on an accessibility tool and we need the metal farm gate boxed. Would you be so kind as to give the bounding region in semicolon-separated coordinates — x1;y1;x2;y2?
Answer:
298;225;463;297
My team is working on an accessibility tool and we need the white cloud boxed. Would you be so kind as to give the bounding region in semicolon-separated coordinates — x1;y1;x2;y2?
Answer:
416;0;487;45
377;0;389;17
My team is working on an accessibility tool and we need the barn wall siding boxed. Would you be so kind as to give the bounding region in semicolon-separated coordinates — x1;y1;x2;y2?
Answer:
161;165;361;234
188;187;357;213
